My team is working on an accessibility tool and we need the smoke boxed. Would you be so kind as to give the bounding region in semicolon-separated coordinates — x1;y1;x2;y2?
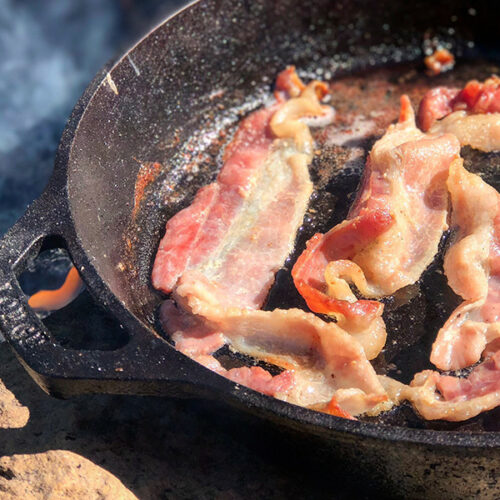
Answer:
0;0;185;236
0;0;119;234
0;0;120;153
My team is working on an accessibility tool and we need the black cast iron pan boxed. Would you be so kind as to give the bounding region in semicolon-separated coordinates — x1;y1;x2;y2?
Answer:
1;0;500;496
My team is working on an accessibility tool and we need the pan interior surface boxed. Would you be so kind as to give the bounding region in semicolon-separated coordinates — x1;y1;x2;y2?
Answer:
64;0;500;433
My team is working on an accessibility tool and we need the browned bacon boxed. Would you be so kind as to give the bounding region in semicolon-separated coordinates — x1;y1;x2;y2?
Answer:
293;96;460;358
431;160;500;371
418;77;500;151
424;48;455;77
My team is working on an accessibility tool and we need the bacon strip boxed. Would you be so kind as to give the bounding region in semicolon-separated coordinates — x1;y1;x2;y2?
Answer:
418;76;500;151
381;351;500;422
431;160;500;371
152;67;331;309
293;96;460;358
154;69;391;415
170;271;388;415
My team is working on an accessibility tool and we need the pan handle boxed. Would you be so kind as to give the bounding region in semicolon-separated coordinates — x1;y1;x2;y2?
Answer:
0;193;228;399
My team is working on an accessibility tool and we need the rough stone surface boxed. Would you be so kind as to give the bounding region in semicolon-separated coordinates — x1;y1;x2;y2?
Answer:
0;342;361;499
0;451;137;499
0;381;29;429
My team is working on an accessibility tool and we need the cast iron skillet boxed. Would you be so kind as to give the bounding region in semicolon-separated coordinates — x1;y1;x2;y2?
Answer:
1;0;499;496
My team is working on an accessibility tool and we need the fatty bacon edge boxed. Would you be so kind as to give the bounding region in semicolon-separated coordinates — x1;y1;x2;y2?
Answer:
418;76;500;151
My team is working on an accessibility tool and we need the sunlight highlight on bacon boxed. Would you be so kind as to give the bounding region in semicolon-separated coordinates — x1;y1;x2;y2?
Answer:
292;96;460;358
431;160;500;371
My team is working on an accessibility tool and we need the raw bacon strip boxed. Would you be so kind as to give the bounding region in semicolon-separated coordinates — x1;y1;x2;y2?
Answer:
171;272;388;416
159;299;295;398
152;67;331;309
418;76;500;151
155;69;385;415
431;160;500;371
293;96;460;356
381;352;500;422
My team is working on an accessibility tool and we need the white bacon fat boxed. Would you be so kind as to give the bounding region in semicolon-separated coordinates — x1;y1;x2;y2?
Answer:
431;160;500;371
418;76;500;152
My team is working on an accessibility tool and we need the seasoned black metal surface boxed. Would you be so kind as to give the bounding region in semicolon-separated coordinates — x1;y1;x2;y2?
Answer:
1;1;500;496
129;55;500;431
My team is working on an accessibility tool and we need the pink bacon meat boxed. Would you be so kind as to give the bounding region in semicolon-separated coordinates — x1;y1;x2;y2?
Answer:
418;76;500;151
293;96;460;358
431;160;500;371
153;67;329;309
159;299;294;397
170;272;388;417
153;68;390;417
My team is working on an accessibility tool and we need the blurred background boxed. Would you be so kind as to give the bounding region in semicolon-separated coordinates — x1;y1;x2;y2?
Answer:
0;0;186;236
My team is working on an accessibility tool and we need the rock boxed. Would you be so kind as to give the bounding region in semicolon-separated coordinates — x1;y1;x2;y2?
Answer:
0;451;137;499
0;380;29;429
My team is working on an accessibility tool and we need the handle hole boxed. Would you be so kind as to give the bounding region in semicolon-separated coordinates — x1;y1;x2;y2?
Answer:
19;248;75;307
18;247;129;351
